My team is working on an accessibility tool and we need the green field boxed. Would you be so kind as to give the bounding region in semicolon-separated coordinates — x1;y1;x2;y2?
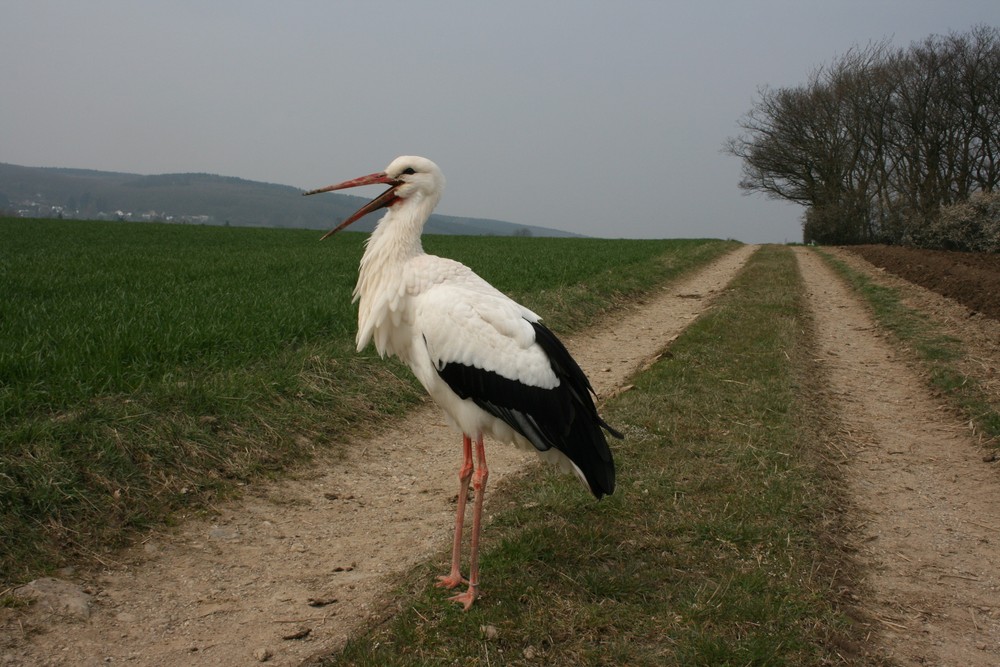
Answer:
0;218;736;584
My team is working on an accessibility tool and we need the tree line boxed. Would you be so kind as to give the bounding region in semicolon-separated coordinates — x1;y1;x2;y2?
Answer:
726;25;1000;246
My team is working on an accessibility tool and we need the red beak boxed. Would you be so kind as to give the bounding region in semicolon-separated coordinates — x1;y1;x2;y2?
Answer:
303;171;402;240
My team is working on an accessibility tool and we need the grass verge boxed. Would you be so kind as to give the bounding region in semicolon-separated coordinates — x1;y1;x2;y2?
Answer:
0;218;737;586
316;245;866;666
819;250;1000;442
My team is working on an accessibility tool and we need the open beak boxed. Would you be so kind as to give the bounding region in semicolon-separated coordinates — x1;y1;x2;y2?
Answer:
303;171;402;240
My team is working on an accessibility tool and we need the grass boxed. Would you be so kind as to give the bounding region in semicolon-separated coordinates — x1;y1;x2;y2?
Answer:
318;245;865;666
0;217;737;585
819;250;1000;443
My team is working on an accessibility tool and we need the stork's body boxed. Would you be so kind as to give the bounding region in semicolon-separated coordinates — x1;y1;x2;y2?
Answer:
305;156;619;609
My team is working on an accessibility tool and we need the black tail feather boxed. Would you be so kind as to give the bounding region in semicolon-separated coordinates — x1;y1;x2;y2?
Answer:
529;322;617;498
432;320;620;499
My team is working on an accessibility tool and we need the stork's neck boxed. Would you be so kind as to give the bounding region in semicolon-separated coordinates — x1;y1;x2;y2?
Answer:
362;191;438;265
353;191;438;355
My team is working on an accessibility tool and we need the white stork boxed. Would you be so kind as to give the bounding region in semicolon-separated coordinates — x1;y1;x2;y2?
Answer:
304;156;620;610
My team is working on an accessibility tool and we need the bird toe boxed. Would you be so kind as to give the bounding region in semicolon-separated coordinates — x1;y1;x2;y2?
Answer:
447;587;478;611
435;573;467;589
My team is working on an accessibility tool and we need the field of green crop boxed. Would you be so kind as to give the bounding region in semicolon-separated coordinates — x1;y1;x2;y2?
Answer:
0;218;737;584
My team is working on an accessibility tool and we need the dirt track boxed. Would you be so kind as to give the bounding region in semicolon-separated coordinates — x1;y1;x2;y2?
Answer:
800;247;1000;666
6;243;1000;665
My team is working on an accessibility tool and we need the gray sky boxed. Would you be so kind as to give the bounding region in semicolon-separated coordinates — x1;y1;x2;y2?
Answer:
3;1;998;242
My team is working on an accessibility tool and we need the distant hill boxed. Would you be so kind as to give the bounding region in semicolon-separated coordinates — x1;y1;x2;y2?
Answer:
0;163;578;237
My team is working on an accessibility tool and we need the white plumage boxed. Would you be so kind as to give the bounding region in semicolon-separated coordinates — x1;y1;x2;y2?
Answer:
304;156;619;609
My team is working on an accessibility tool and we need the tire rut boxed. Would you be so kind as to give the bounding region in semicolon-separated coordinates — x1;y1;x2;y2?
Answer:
795;247;1000;666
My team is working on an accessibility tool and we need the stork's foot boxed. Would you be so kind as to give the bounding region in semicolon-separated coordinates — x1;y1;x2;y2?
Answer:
447;585;478;611
435;572;467;590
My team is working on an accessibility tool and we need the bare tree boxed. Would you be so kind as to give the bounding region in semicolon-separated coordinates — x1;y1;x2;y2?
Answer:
725;25;1000;245
725;43;892;243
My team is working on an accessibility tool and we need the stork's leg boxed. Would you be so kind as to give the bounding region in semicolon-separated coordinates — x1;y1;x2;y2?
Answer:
436;434;473;590
448;434;488;611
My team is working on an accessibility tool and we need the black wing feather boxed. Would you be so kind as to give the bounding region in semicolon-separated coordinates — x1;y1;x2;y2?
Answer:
433;320;619;498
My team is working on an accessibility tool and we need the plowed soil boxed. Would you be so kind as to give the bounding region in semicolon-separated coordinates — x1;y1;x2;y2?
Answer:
846;245;1000;320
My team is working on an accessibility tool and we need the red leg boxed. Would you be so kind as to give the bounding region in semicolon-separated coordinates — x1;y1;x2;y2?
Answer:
436;434;473;590
448;434;488;611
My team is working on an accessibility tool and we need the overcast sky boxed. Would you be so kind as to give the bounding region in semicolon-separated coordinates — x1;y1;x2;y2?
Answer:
3;1;998;242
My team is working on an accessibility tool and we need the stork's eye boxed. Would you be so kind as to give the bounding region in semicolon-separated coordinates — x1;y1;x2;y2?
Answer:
401;167;416;175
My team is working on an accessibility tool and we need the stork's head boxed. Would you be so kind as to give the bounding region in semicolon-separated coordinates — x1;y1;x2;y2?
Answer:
304;156;445;239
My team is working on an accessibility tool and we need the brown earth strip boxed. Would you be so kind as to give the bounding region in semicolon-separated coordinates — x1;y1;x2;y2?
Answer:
846;245;1000;321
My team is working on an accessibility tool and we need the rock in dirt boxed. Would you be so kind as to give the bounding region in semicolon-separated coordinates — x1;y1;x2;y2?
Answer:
209;525;240;540
307;596;338;607
13;578;92;620
282;627;311;640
